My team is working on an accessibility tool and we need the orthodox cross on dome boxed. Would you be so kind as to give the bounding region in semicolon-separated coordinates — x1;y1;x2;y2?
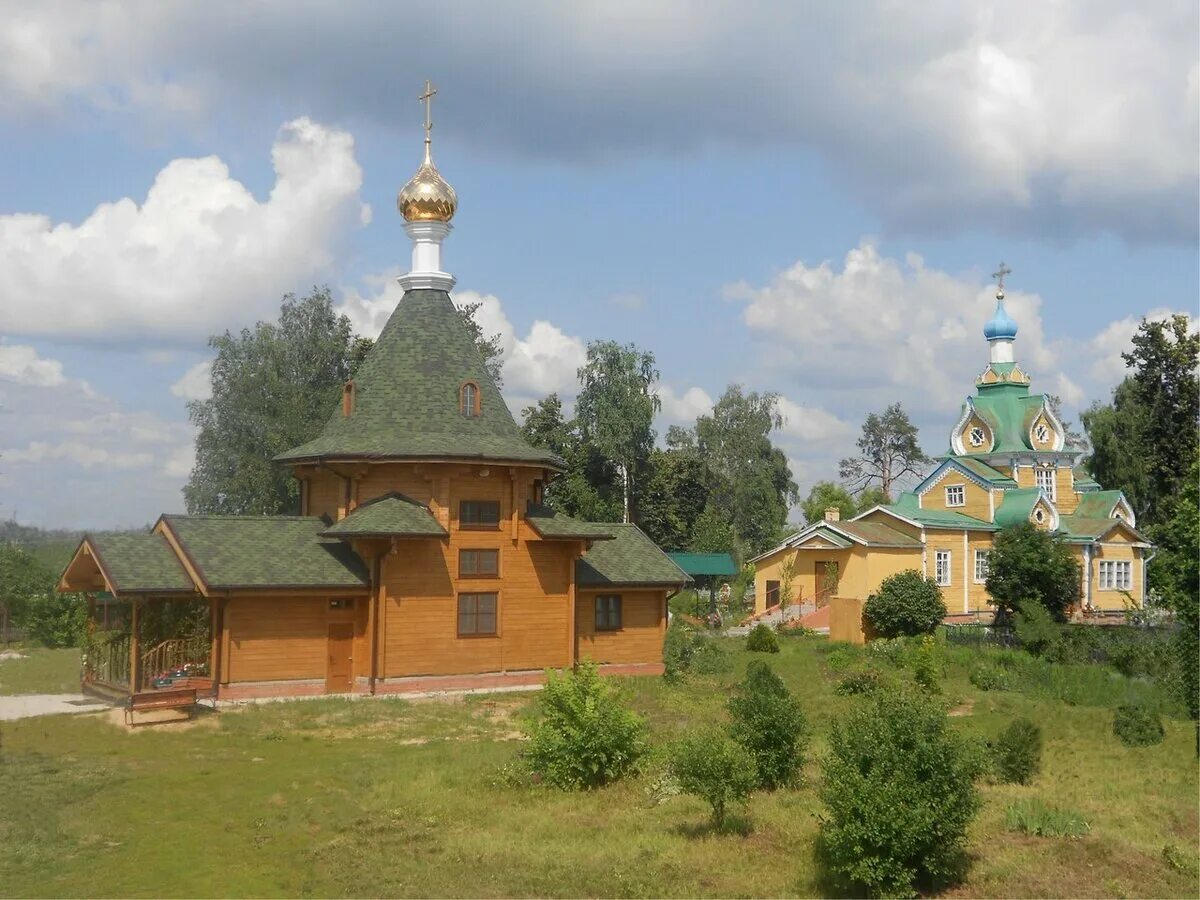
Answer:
419;79;437;157
992;261;1012;298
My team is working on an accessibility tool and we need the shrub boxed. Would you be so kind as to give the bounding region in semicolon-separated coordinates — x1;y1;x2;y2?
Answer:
993;717;1042;784
864;570;947;638
1013;602;1063;657
1005;799;1090;838
969;664;1010;691
669;727;759;827
819;690;982;897
835;668;883;696
985;523;1080;624
746;622;780;653
867;636;909;667
663;623;731;680
662;621;694;681
825;645;860;672
727;661;808;789
524;660;647;789
689;635;733;674
1112;703;1165;747
911;634;942;694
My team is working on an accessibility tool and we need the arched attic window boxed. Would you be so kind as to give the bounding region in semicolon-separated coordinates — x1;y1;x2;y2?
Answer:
342;380;356;417
460;380;481;418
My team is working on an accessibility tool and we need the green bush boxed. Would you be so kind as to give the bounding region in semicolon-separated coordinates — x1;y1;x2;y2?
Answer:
1005;799;1090;838
524;660;647;789
663;623;731;680
911;635;942;694
662;621;694;681
1112;703;1165;747
864;570;947;638
993;717;1042;784
825;645;860;672
969;664;1010;691
867;636;910;667
727;661;808;790
669;727;758;827
819;690;982;897
1013;602;1063;657
835;668;883;696
745;622;780;653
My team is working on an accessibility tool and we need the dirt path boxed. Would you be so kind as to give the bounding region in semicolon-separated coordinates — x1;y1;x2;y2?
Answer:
0;693;109;721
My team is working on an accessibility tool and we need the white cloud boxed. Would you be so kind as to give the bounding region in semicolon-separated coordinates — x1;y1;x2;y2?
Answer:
0;117;369;343
1082;306;1197;390
170;360;213;403
657;385;714;426
0;342;65;386
0;3;1193;241
775;397;855;444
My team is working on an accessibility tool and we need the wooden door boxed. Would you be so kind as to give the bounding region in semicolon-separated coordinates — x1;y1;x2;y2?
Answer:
815;561;840;605
325;622;354;693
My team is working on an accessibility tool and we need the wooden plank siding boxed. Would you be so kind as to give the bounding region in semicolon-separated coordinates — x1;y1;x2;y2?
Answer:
225;595;366;684
575;590;666;665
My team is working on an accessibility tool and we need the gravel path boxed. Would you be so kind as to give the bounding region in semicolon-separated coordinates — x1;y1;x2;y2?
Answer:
0;693;110;721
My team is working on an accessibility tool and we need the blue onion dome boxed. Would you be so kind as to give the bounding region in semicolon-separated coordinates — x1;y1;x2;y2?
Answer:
983;292;1018;341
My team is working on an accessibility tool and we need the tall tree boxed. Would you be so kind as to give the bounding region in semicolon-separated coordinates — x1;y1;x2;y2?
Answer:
185;288;357;515
1046;394;1087;451
638;446;709;551
1080;381;1152;518
694;385;798;559
801;481;858;525
574;341;661;523
838;403;929;501
520;394;621;521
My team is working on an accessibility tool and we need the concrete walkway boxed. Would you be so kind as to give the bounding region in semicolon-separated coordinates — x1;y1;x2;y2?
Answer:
0;693;110;721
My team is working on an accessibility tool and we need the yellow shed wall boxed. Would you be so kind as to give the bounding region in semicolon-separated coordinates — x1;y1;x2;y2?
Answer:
575;590;666;665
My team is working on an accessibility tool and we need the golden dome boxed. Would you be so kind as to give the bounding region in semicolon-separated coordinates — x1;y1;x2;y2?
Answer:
397;144;457;223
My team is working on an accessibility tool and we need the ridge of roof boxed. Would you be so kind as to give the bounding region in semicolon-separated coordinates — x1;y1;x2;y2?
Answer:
525;504;617;540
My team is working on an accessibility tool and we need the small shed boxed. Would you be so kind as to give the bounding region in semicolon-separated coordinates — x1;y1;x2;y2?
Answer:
666;552;740;614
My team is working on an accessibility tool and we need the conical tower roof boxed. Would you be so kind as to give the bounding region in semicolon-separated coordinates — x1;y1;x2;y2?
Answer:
277;289;563;468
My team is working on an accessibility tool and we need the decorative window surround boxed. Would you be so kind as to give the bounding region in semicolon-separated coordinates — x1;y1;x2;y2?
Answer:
974;549;990;583
1099;560;1132;591
945;485;966;507
935;550;952;586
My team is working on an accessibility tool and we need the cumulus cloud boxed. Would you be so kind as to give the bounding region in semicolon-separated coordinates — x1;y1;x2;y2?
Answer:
0;2;1193;242
0;342;66;387
1080;306;1197;390
657;385;715;427
170;360;213;403
0;117;369;343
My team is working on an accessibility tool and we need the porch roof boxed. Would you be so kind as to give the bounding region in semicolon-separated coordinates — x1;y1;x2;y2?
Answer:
322;492;447;538
525;503;616;540
576;524;691;588
61;533;196;594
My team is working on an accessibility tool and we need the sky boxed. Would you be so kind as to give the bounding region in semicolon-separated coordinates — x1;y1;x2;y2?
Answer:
0;1;1197;529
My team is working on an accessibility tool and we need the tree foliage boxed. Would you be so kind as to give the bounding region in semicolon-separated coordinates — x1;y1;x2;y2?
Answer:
985;524;1080;624
801;481;858;525
839;403;929;500
727;661;808;790
0;542;84;647
637;446;709;551
864;570;947;638
669;727;758;827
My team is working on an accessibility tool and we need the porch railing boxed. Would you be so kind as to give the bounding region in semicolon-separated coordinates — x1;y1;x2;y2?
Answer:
83;634;131;689
140;636;211;690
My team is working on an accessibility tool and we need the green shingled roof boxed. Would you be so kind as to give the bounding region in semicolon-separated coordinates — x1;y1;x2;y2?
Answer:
525;504;616;540
576;524;691;587
1072;490;1125;519
161;515;369;590
1057;515;1123;541
277;290;563;468
323;492;447;538
666;552;739;577
84;533;196;594
993;488;1044;528
884;492;997;530
835;520;923;547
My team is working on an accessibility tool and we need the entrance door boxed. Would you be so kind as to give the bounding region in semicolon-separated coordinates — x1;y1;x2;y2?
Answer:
325;622;354;693
815;561;840;605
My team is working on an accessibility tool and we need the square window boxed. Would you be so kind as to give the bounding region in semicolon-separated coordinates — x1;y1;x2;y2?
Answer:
459;548;499;577
595;595;622;631
974;550;990;583
935;550;952;586
459;500;501;530
1099;561;1132;591
457;592;498;636
945;485;965;507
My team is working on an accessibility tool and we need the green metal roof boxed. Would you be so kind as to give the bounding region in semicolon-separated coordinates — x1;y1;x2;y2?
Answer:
1072;490;1124;519
276;290;563;468
1073;467;1101;491
161;515;369;590
525;504;616;540
84;533;196;594
323;492;447;538
969;391;1047;453
576;524;691;587
953;456;1018;486
884;492;997;530
665;552;739;577
993;488;1043;528
1057;514;1146;543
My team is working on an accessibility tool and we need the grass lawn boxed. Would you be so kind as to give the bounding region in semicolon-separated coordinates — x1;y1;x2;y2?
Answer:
0;636;1196;898
0;646;81;695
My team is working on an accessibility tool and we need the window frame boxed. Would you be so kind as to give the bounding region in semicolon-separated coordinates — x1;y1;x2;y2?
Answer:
460;380;481;418
945;484;966;508
1034;422;1050;444
1035;466;1056;500
594;594;622;631
973;549;990;584
459;500;502;530
935;550;952;586
968;426;986;448
457;591;499;637
1099;560;1132;591
459;548;500;578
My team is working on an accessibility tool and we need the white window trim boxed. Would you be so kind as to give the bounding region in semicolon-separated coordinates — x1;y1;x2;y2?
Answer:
1035;466;1056;501
1099;560;1132;591
935;550;952;586
974;549;990;584
945;484;966;508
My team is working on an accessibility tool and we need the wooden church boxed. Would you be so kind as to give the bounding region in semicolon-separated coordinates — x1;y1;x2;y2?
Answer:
60;86;689;703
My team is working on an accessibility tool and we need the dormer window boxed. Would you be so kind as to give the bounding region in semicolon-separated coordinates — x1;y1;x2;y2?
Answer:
342;380;356;417
945;485;965;507
460;381;480;418
1033;506;1046;525
968;426;985;448
1035;422;1050;444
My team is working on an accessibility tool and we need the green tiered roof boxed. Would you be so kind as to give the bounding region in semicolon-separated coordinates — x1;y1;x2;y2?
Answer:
1072;490;1126;519
993;488;1044;528
966;391;1051;454
525;504;616;540
884;492;996;530
83;533;196;594
576;524;691;587
323;492;447;538
277;290;563;468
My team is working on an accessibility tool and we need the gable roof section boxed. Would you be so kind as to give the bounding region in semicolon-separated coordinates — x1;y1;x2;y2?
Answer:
969;391;1050;453
61;533;196;594
993;487;1056;529
525;504;616;540
835;520;923;547
752;517;923;563
876;492;997;531
159;515;370;591
323;492;447;538
576;524;691;587
918;455;1017;494
1072;490;1127;520
790;526;854;549
276;289;563;468
1057;515;1149;544
665;553;740;577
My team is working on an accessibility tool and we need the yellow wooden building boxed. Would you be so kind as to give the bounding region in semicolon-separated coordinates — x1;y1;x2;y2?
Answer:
754;281;1151;619
60;99;688;704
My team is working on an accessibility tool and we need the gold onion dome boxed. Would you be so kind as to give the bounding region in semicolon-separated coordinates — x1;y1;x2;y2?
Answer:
397;144;457;223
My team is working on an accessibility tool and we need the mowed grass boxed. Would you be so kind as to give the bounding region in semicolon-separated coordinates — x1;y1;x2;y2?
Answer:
0;647;81;695
0;637;1197;898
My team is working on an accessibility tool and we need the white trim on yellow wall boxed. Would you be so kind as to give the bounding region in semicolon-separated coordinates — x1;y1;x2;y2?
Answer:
962;531;969;613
